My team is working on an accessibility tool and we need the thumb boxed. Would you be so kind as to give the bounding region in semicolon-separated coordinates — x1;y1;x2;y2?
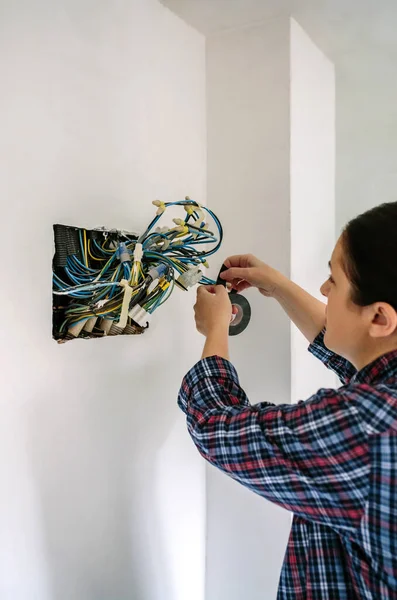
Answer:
197;285;213;296
214;284;228;295
220;267;250;282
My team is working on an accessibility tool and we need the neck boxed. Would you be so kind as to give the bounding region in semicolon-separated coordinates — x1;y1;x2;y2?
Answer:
351;339;397;371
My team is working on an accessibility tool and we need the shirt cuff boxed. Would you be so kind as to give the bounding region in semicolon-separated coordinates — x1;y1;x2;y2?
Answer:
308;327;327;357
178;355;240;414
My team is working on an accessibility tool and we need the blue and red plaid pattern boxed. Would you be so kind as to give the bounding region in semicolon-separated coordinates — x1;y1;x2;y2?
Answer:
178;328;397;599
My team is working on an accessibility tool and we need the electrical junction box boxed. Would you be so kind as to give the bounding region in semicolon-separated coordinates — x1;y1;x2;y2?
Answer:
52;199;223;343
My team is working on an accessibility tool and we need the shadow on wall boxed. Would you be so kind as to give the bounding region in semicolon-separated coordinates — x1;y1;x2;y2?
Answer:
24;301;185;600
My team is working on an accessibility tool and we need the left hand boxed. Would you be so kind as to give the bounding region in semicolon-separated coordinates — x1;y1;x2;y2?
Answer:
194;285;237;337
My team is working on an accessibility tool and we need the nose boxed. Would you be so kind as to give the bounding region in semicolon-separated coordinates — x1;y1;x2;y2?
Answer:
320;279;330;298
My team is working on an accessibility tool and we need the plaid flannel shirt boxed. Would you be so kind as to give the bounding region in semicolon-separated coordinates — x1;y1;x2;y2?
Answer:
178;328;397;599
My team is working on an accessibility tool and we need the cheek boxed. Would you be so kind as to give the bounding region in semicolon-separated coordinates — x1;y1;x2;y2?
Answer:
327;291;344;321
328;291;354;326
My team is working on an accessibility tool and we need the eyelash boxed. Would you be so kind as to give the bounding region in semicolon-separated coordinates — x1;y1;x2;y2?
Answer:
328;275;335;284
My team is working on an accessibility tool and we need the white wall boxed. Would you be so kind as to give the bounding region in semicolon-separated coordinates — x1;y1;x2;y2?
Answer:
0;1;206;599
336;64;397;232
206;18;339;600
206;18;293;600
290;19;337;399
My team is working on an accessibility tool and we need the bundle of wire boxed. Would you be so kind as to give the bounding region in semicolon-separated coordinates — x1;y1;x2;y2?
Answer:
52;198;223;342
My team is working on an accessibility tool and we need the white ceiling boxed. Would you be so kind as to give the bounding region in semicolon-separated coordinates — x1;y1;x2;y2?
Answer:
161;0;397;78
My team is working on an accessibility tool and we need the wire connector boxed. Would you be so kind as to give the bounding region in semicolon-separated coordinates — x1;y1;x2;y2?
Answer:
176;266;203;290
118;242;131;263
155;226;169;234
184;205;195;216
152;200;166;215
133;242;143;263
176;225;189;237
129;304;151;328
148;263;168;281
159;277;170;291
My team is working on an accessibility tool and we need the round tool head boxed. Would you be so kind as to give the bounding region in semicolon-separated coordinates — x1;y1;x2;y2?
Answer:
229;293;251;336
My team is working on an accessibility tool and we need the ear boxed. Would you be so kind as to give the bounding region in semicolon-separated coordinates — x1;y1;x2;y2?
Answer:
369;302;397;338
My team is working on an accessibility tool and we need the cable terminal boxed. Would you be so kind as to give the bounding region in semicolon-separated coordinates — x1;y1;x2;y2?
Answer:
133;242;143;263
129;304;151;328
158;239;170;251
152;200;166;215
176;225;189;237
159;277;170;291
148;263;168;281
155;226;169;234
173;218;185;226
118;242;131;263
184;205;195;216
176;266;203;290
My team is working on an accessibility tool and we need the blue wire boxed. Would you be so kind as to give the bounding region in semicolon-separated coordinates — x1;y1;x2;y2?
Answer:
79;230;86;261
71;255;98;274
54;202;223;325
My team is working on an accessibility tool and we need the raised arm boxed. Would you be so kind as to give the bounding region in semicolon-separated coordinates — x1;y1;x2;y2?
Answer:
220;254;326;344
221;254;356;384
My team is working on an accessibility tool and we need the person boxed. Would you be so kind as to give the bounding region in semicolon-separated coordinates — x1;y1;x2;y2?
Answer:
177;202;397;600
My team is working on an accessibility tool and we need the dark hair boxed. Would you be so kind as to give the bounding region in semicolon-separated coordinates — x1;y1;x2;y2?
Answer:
341;202;397;311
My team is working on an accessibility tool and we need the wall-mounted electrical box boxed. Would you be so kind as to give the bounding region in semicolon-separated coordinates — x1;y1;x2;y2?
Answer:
52;199;223;343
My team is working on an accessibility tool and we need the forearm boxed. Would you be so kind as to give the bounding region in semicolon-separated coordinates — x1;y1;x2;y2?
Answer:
273;274;326;344
201;327;230;360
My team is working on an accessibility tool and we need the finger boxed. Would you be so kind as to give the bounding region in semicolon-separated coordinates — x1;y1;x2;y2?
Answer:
231;305;239;315
213;284;228;296
205;285;217;294
220;267;251;282
223;255;251;269
233;280;251;293
225;282;233;292
197;285;212;295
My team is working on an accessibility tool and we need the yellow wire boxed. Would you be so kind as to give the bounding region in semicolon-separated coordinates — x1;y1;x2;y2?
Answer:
101;240;114;253
88;239;105;261
83;230;88;267
99;302;124;316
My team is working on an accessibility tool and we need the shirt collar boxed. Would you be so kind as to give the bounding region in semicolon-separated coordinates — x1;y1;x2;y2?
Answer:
351;349;397;385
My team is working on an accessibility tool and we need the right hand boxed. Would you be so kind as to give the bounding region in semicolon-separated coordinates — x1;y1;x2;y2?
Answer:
220;254;283;298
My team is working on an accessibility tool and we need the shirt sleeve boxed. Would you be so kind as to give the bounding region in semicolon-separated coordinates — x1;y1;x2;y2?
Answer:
178;356;370;533
308;328;357;385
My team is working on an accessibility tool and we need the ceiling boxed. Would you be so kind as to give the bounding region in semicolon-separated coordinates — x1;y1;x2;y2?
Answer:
161;0;397;78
